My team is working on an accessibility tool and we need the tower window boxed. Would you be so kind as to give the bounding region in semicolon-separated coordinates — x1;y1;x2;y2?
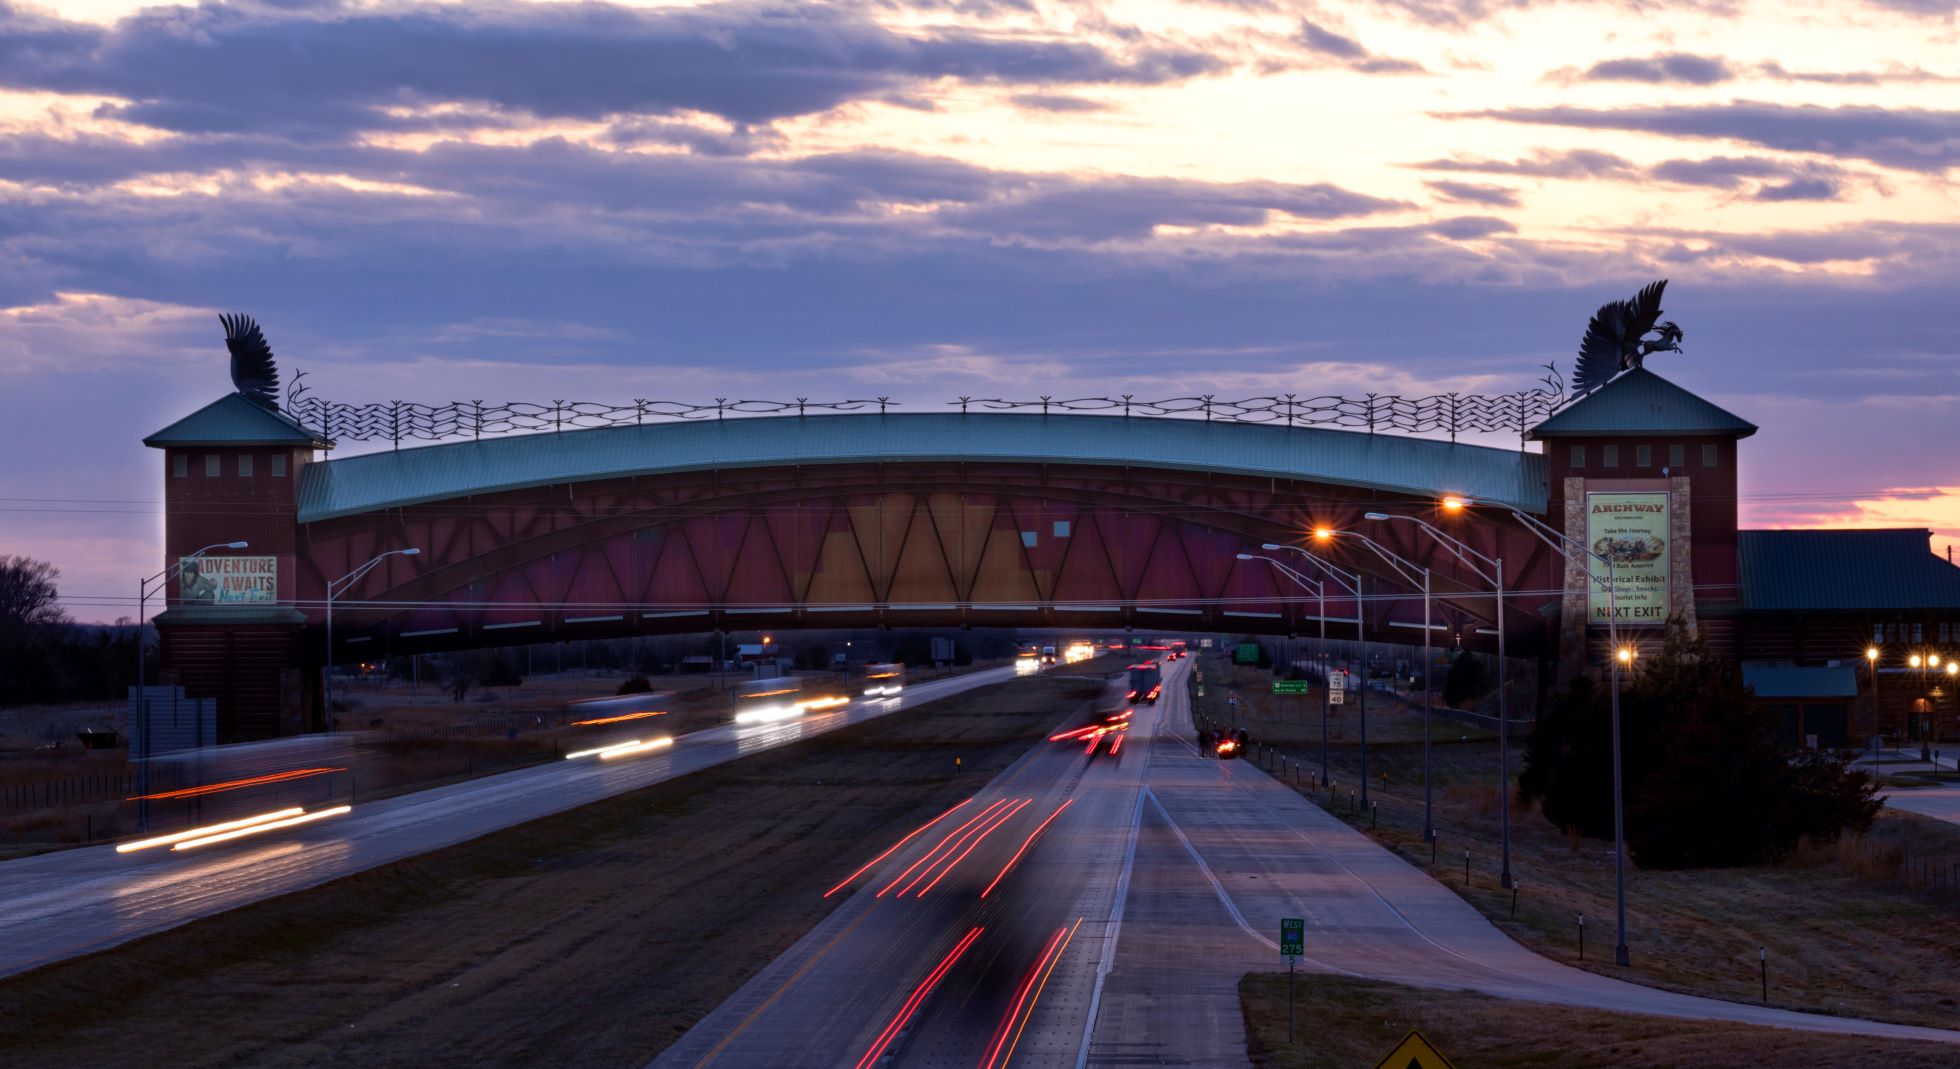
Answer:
172;454;187;478
1702;444;1718;468
1636;444;1652;468
1602;445;1619;467
1570;444;1586;469
204;454;219;477
1668;444;1684;468
237;454;254;478
271;454;287;477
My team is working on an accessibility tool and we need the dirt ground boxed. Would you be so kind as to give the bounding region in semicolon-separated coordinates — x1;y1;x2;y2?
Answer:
0;671;1103;1069
1239;973;1960;1069
1195;646;1960;1030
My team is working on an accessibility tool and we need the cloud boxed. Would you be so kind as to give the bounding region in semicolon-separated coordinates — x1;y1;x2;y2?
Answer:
1407;148;1638;179
1649;155;1853;201
1564;52;1734;85
1756;61;1959;85
1445;101;1960;173
1423;179;1521;206
0;0;1225;135
1009;93;1111;113
1297;19;1426;73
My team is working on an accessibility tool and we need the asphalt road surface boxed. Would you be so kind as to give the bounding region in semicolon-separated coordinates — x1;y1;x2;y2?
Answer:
668;659;1960;1069
0;665;1023;980
1881;787;1960;827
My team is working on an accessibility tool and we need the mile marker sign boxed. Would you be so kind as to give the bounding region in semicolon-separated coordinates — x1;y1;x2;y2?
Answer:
1280;917;1304;957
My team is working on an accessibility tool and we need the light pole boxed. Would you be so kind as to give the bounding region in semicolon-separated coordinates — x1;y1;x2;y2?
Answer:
1459;496;1633;967
1258;544;1363;795
1314;527;1435;843
1238;552;1335;786
1945;662;1958;770
1925;654;1942;763
325;548;420;733
1911;652;1927;761
134;540;249;830
1366;502;1515;887
1866;646;1881;774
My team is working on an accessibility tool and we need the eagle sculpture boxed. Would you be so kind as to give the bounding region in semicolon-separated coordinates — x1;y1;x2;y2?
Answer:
221;313;279;410
1572;280;1683;396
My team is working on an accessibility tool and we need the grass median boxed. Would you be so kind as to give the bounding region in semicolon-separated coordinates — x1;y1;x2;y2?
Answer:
1239;973;1960;1069
0;670;1103;1069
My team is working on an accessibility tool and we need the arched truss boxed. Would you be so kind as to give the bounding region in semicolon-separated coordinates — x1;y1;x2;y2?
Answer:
297;462;1556;660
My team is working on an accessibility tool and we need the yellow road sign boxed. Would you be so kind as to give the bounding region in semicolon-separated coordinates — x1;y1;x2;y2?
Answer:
1371;1029;1458;1069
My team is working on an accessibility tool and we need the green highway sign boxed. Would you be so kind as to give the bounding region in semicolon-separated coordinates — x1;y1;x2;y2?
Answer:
1273;679;1309;694
1280;917;1304;957
1234;643;1260;664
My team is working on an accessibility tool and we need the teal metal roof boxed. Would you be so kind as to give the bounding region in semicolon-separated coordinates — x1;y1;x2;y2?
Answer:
1526;368;1757;440
1740;529;1960;611
145;393;329;449
1742;664;1858;699
297;412;1546;523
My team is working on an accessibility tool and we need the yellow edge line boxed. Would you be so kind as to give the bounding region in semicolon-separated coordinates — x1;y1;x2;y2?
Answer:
1001;916;1083;1069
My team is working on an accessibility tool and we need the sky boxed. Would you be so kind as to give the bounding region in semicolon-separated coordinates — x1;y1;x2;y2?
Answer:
1;0;1956;620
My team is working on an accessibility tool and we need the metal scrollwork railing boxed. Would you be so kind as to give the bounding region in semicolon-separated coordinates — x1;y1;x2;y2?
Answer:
283;366;1566;447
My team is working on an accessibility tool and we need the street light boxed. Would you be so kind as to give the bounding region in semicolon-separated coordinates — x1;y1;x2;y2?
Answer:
1254;541;1364;792
1316;526;1437;843
1453;495;1633;967
134;540;249;830
1365;508;1516;887
1238;551;1340;786
325;548;420;733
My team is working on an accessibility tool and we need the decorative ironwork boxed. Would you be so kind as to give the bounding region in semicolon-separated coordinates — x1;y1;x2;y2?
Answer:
284;368;1566;446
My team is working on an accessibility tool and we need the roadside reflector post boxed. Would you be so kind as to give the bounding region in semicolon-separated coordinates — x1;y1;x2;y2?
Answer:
1464;848;1470;885
1761;946;1768;1003
1579;914;1585;961
1510;882;1520;918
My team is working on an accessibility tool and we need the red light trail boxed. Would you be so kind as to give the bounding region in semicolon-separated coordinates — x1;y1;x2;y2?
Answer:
125;767;343;801
913;798;1030;898
979;918;1082;1069
823;798;973;898
854;926;984;1069
877;799;1012;897
568;709;667;726
980;799;1072;899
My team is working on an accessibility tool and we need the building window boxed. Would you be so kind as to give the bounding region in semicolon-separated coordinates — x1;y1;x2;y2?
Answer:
172;454;187;478
237;454;253;477
1636;444;1652;468
1602;444;1619;467
1053;520;1071;538
1570;444;1586;469
1021;531;1038;548
1702;444;1718;468
204;454;219;477
1874;623;1885;644
1941;622;1953;643
271;453;287;477
1668;444;1684;468
1914;623;1924;642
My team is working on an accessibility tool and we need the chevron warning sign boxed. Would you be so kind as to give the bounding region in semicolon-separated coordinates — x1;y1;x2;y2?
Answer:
1370;1029;1458;1069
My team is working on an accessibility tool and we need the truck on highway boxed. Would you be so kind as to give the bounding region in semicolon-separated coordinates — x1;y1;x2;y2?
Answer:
1040;645;1058;665
1126;662;1163;704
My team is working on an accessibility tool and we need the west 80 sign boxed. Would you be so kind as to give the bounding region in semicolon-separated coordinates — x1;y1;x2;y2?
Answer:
1585;492;1669;626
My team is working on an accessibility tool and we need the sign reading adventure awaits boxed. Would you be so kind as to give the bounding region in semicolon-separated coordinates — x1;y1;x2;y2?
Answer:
1584;491;1669;626
179;555;278;604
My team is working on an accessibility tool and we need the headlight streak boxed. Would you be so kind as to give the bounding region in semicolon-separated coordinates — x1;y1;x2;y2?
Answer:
596;736;674;760
797;695;850;711
565;738;649;759
824;798;974;898
125;767;343;801
876;799;1012;898
734;704;805;725
169;805;353;851
115;807;306;853
568;709;668;727
980;799;1073;899
913;798;1030;898
853;926;985;1069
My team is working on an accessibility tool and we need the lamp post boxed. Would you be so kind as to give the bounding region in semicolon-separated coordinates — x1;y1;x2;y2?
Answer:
1945;661;1958;770
1239;552;1338;786
1313;527;1435;843
1911;652;1927;761
1457;496;1633;967
1365;503;1515;887
325;548;420;733
1866;646;1882;773
134;540;249;831
1258;544;1363;795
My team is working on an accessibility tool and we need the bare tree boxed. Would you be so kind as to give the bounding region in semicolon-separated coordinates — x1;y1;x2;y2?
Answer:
0;556;66;636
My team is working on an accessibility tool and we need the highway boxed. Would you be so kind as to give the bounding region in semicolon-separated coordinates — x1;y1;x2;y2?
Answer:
666;657;1960;1069
655;664;1170;1069
0;664;1022;980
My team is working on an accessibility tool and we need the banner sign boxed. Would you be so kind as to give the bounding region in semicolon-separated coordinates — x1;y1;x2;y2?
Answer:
179;555;278;604
1585;492;1669;626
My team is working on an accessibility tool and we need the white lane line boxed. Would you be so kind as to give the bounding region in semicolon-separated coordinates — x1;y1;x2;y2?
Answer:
1074;785;1144;1069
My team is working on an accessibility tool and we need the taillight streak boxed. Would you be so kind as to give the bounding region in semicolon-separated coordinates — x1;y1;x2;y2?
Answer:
824;798;973;898
876;799;1011;897
980;799;1073;898
1048;725;1098;741
979;917;1081;1069
912;798;1030;898
854;926;984;1069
